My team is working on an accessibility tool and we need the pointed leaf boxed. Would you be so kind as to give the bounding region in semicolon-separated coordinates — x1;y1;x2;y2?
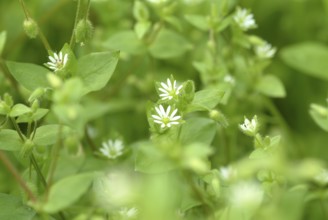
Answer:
0;193;35;220
33;125;71;146
6;61;49;91
256;75;286;98
43;172;97;213
280;42;328;81
0;129;22;151
77;51;119;94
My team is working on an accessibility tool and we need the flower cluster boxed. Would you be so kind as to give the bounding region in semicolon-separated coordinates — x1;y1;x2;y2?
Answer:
99;139;124;159
46;52;68;72
233;7;257;31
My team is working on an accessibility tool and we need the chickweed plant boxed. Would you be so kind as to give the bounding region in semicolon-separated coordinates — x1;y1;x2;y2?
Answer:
0;0;328;220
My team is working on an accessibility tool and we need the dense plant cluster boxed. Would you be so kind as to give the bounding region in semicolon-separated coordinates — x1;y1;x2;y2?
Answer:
0;0;328;220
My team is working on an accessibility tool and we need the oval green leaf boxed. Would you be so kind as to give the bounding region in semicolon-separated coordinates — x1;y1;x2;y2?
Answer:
0;129;22;151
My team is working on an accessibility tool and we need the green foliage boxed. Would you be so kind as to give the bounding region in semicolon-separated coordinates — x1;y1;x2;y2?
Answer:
0;0;327;219
6;61;49;91
0;129;22;151
0;193;35;220
43;172;98;213
77;51;119;94
281;42;328;81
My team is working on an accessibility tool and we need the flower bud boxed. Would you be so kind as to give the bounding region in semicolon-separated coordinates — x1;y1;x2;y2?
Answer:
47;73;63;88
75;19;93;46
209;110;229;127
23;19;39;39
4;93;13;107
28;88;45;103
31;100;39;113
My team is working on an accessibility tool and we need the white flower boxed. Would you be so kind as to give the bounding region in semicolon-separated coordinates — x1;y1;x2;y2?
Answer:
220;166;236;181
224;74;235;84
239;115;258;136
119;207;138;218
314;169;328;185
230;181;263;211
47;52;68;72
152;105;181;128
233;7;257;31
99;139;124;159
255;43;277;59
158;78;183;101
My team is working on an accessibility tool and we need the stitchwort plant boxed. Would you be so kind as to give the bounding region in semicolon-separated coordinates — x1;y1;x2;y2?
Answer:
0;0;328;220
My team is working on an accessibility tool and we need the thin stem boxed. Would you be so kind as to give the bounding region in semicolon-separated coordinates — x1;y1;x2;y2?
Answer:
30;153;47;188
0;151;37;202
10;118;25;141
84;126;97;151
19;0;52;52
46;124;63;191
19;0;30;19
70;0;82;48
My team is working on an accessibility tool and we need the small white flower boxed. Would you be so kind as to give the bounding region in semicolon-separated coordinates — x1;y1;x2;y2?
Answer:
99;139;124;159
119;207;138;218
230;181;263;210
220;166;236;181
158;78;183;101
314;169;328;185
239;115;258;136
46;52;68;72
233;7;257;31
255;43;276;59
224;74;235;84
152;105;181;129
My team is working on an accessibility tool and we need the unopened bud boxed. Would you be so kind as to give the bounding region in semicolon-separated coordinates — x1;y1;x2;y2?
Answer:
31;100;39;113
47;73;63;88
28;88;45;103
4;93;13;107
75;19;93;46
23;19;39;39
209;110;229;127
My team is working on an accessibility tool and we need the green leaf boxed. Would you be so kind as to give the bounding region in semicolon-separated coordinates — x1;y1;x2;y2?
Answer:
9;104;31;117
179;117;216;145
280;42;328;81
33;125;70;146
77;51;119;94
0;129;22;151
43;172;97;213
16;108;49;123
149;29;192;59
0;31;6;55
187;88;225;112
6;61;49;91
135;141;176;174
104;31;146;54
185;15;209;31
0;193;35;220
309;104;328;132
256;75;286;98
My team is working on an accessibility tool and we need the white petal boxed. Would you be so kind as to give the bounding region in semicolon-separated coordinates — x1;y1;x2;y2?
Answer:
152;115;162;120
159;88;169;93
154;120;163;124
161;82;169;90
63;53;68;65
59;52;63;60
159;105;166;116
170;108;178;118
49;56;56;63
166;105;171;116
155;106;162;116
54;53;59;60
171;115;181;121
167;78;172;90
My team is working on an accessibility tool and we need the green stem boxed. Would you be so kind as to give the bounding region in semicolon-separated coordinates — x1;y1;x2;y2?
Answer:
30;153;47;188
70;0;82;49
0;151;37;202
46;124;63;191
10;118;25;141
19;0;30;19
38;30;52;52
